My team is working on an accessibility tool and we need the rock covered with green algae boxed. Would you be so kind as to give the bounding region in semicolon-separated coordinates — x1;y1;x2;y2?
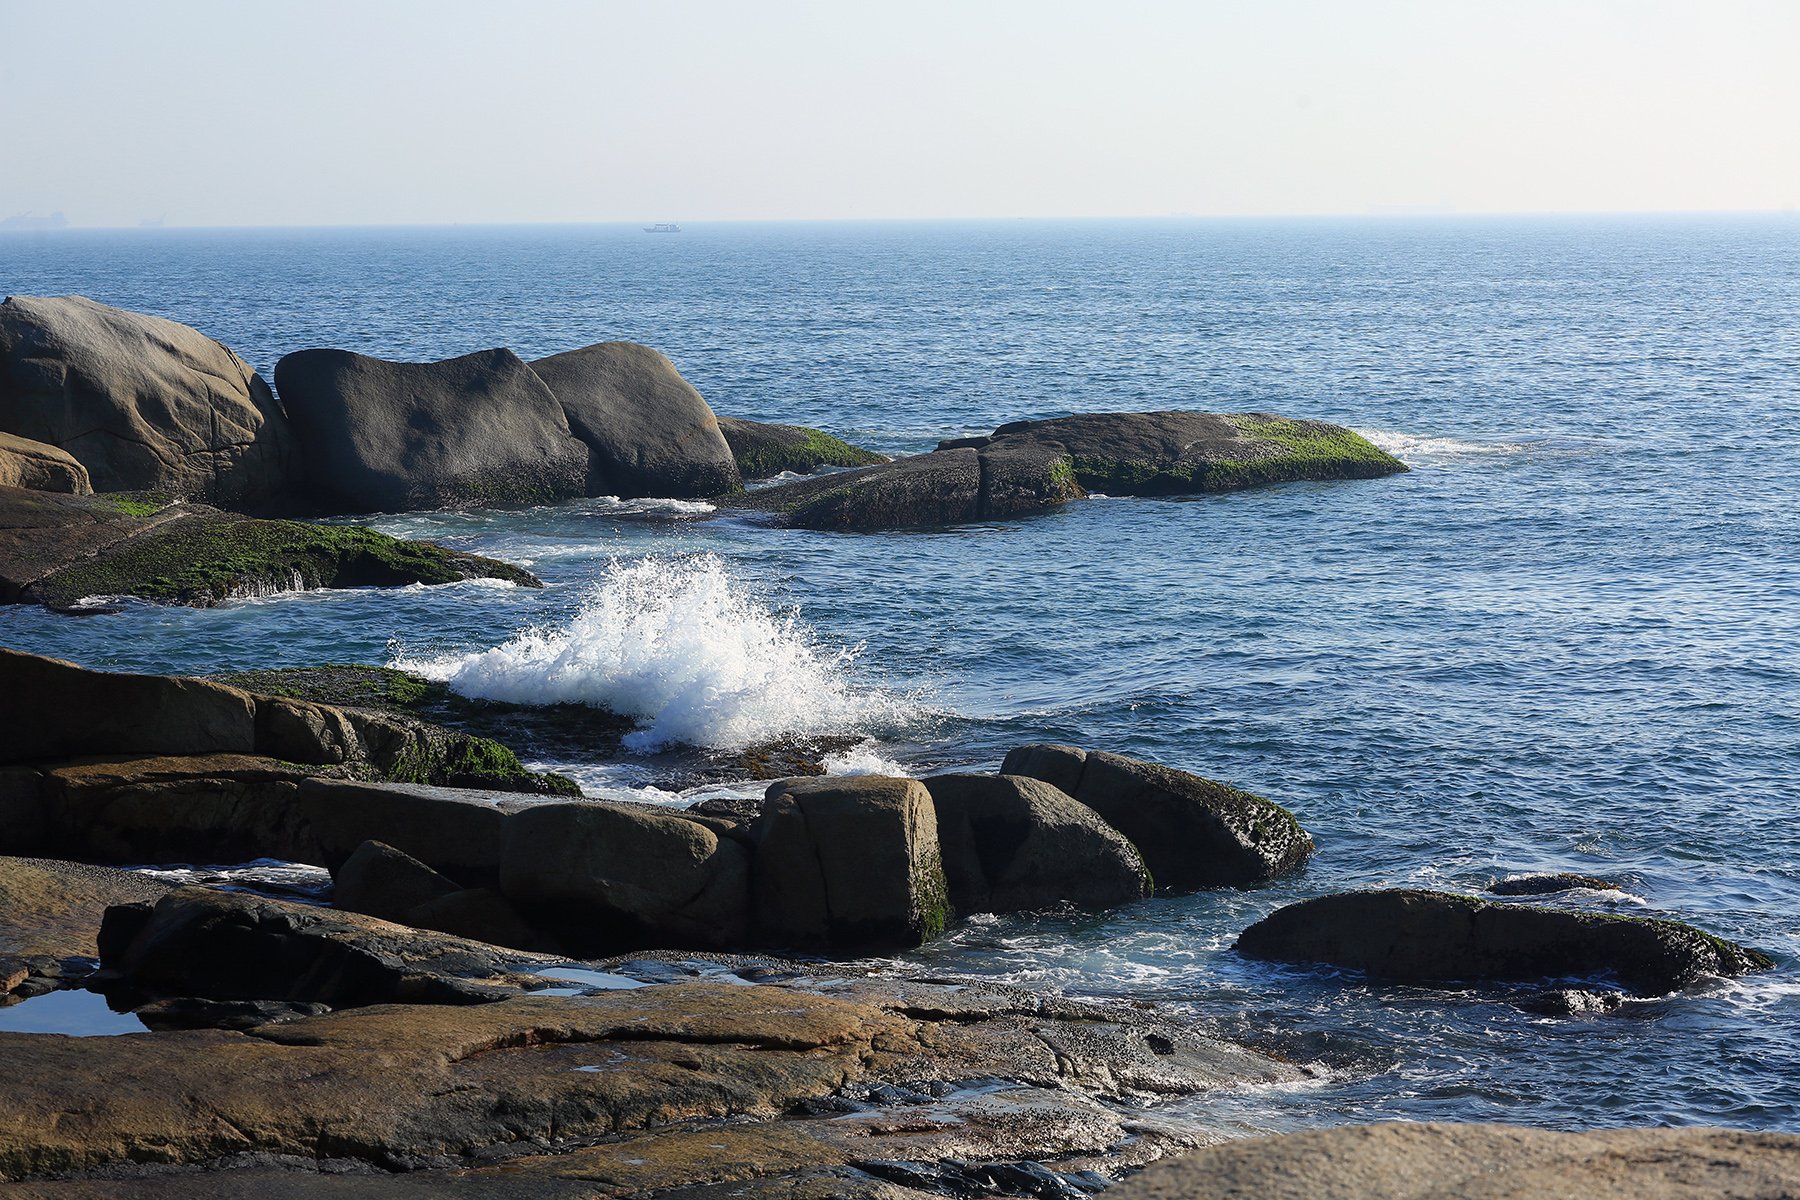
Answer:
0;486;540;609
717;415;888;480
965;410;1408;495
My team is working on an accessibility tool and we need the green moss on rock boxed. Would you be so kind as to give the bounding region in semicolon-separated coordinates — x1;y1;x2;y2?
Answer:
734;427;887;480
31;513;541;608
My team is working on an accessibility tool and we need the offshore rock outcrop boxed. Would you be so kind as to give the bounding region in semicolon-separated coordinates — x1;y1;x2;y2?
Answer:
531;341;741;499
717;415;888;479
948;410;1408;495
275;347;592;513
0;295;298;509
1234;888;1772;996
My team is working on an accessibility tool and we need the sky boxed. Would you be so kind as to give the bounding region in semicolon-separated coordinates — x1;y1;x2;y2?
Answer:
2;0;1796;227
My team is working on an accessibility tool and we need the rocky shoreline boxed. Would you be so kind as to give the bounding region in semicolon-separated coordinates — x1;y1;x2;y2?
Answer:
2;295;1791;1195
0;650;1787;1194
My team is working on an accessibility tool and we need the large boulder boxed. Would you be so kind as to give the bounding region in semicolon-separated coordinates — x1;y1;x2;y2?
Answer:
274;347;590;514
530;342;740;498
0;649;258;764
499;801;750;951
750;777;950;950
946;410;1407;495
1105;1122;1800;1200
921;774;1150;914
717;416;887;479
1001;744;1312;890
1234;888;1773;996
0;295;296;508
0;432;88;494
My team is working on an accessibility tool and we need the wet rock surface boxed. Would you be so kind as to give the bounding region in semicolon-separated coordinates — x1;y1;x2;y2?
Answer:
0;876;1307;1192
1104;1122;1800;1200
1234;888;1772;996
1001;744;1313;890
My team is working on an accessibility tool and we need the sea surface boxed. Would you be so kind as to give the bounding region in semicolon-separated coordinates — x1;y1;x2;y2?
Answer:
4;215;1799;1136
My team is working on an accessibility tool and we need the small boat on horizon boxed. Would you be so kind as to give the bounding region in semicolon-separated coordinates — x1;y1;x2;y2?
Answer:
643;222;681;233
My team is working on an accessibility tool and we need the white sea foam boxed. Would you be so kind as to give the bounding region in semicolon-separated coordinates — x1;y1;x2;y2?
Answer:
394;554;921;752
821;740;911;777
1356;428;1539;460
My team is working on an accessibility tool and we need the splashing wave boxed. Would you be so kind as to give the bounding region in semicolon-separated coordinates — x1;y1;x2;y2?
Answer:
393;554;925;752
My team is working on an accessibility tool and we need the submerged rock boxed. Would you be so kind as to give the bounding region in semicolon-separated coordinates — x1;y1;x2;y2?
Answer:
922;773;1151;914
952;410;1408;496
275;347;590;513
531;341;740;498
0;294;298;510
717;415;887;479
1234;888;1772;996
1104;1122;1800;1200
1488;872;1623;896
1001;743;1313;890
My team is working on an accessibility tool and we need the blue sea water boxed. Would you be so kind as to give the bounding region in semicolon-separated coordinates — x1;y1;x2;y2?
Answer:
3;215;1799;1137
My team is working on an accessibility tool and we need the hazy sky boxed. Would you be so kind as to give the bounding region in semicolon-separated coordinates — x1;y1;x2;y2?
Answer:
3;0;1795;226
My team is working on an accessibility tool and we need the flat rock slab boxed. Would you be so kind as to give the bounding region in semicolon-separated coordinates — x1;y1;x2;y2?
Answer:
1104;1122;1800;1200
0;857;169;960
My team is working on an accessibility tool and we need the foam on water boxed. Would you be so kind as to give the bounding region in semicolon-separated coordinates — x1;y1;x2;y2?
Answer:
394;554;923;751
1356;427;1539;461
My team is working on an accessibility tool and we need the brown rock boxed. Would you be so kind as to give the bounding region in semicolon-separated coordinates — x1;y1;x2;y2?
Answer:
1103;1122;1800;1200
750;777;949;951
0;649;257;765
921;773;1149;914
499;801;750;952
0;856;170;960
404;887;551;954
0;431;89;494
0;295;296;508
332;839;462;923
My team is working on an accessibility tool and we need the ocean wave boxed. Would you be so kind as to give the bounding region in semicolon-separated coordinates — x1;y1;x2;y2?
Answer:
393;553;925;752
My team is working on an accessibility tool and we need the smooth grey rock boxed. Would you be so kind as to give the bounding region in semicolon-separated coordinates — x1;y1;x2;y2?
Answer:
921;774;1149;914
749;776;948;950
729;449;983;529
0;295;296;508
275;347;589;514
530;341;739;498
1234;888;1773;996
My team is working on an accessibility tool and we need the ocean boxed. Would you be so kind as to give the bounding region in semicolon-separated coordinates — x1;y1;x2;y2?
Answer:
3;214;1798;1135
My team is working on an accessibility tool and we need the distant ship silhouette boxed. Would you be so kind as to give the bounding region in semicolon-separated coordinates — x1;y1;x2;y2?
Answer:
643;223;681;233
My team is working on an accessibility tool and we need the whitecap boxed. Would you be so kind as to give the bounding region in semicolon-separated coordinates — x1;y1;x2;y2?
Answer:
821;740;911;777
393;553;925;752
1355;428;1541;461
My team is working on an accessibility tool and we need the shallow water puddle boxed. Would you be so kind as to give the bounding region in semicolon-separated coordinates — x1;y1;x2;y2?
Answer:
0;989;147;1036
